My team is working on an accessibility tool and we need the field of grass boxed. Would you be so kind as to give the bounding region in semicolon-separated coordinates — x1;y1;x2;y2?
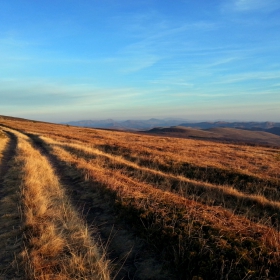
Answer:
0;115;280;279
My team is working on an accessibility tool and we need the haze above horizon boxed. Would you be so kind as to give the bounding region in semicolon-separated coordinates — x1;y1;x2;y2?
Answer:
1;1;280;122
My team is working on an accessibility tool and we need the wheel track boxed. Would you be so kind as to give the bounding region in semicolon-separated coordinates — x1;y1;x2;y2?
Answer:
0;131;17;195
26;133;174;280
0;130;24;279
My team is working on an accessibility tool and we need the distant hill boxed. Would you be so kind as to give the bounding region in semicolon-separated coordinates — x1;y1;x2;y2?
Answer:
64;119;120;129
178;121;280;137
179;121;280;130
247;126;280;136
145;126;280;147
266;127;280;136
64;118;188;130
64;119;280;137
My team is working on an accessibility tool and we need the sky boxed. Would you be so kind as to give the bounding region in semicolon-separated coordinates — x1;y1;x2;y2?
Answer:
0;0;280;122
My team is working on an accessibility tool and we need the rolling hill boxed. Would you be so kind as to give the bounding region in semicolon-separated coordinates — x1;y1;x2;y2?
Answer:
179;121;280;130
64;118;280;137
145;126;280;147
1;115;280;279
64;118;187;130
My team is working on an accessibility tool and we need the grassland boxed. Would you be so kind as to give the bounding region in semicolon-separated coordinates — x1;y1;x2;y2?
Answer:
0;115;280;279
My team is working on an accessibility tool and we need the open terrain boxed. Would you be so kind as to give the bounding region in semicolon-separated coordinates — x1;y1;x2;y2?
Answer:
0;115;280;279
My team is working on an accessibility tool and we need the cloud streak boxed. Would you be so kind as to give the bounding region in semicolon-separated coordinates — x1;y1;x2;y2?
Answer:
223;0;280;13
0;79;143;107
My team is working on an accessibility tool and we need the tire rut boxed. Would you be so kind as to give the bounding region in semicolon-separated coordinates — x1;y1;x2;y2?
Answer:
0;131;24;279
0;131;17;194
25;133;174;280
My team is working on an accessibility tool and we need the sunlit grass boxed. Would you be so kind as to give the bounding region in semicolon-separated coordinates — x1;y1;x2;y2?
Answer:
1;127;110;280
1;116;280;279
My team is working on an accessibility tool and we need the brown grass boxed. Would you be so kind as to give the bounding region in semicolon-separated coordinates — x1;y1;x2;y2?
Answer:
43;136;280;279
1;116;280;279
2;127;110;280
0;129;7;157
42;137;280;226
1;117;279;181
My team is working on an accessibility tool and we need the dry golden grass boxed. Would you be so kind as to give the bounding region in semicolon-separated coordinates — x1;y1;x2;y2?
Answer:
0;130;8;159
3;117;278;183
1;116;280;279
43;136;280;279
41;137;280;226
1;117;279;179
2;127;110;280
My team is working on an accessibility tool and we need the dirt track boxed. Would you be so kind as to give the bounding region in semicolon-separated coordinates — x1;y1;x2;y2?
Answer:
0;131;23;279
0;131;17;194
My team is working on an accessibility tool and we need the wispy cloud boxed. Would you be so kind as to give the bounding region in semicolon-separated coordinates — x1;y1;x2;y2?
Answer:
111;12;217;73
213;71;280;85
223;0;280;13
0;79;142;107
121;20;217;54
119;55;160;73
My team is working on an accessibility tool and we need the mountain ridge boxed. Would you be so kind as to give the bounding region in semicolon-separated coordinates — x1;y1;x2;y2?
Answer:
63;119;280;135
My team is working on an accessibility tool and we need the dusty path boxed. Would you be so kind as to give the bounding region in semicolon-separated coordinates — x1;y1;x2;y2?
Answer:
26;133;173;280
0;131;23;279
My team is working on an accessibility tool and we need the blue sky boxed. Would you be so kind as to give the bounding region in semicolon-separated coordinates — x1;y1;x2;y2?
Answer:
1;0;280;122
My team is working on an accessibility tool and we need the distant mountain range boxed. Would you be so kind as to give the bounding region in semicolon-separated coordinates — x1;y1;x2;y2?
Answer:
64;118;188;130
64;119;280;136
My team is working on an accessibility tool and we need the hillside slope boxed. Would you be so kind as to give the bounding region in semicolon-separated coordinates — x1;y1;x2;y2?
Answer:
0;115;280;279
145;126;280;146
